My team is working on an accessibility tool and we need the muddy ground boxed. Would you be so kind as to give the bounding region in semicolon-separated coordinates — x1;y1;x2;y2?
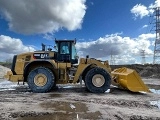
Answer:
0;78;160;120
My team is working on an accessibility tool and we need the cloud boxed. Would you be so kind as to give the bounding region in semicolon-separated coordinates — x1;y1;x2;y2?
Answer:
76;33;155;64
142;25;148;28
149;0;160;8
155;0;160;7
0;0;86;35
43;33;55;40
113;55;137;65
131;4;150;19
0;33;155;64
0;35;35;61
131;0;160;19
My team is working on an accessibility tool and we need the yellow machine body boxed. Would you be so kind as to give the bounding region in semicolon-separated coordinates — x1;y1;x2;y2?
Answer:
111;67;150;92
4;39;150;93
4;56;111;84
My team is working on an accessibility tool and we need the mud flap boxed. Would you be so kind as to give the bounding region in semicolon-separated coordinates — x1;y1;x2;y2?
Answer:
111;67;150;92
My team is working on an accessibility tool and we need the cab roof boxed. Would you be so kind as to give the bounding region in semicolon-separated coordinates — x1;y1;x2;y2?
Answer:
55;39;76;44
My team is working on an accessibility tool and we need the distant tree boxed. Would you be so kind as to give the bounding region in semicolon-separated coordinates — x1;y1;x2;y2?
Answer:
5;58;12;64
1;58;13;68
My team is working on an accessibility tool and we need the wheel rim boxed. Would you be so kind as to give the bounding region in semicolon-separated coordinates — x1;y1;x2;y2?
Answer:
34;73;47;87
92;74;105;87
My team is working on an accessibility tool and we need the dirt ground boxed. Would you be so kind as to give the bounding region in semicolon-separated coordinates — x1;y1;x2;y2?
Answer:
0;78;160;120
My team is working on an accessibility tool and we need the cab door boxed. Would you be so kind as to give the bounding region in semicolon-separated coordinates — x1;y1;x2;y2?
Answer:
58;41;71;62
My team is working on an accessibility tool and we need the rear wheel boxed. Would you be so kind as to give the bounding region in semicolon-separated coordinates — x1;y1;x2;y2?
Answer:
85;67;111;93
27;67;55;93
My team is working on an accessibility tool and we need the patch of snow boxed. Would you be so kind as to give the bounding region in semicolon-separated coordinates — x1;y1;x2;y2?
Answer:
0;80;17;91
0;88;15;91
139;91;147;94
62;86;74;88
150;89;160;94
105;89;110;93
70;104;76;109
150;100;160;109
149;89;160;110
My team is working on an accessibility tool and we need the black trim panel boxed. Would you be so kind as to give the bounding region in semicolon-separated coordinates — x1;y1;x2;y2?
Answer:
11;55;17;75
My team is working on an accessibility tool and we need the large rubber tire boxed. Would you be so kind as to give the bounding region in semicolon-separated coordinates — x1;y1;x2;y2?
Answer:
27;67;55;93
85;67;111;93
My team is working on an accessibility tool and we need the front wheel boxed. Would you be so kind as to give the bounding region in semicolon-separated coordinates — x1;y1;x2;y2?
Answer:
27;67;55;93
85;67;111;93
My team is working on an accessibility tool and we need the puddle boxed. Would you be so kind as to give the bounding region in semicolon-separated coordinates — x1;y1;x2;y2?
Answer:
39;101;101;120
150;100;160;109
40;101;88;112
15;101;102;120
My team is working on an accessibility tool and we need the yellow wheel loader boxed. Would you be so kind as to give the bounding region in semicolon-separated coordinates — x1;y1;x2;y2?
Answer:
4;39;150;93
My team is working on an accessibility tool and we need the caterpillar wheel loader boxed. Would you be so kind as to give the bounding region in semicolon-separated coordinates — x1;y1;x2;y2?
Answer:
4;39;150;93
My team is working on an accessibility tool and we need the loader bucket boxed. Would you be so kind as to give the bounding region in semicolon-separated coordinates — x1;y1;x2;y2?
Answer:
111;67;150;92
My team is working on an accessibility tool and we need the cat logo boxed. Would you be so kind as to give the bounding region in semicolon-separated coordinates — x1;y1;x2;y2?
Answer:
33;53;49;59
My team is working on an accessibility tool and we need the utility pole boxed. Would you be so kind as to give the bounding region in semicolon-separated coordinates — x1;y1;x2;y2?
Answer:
110;50;116;65
140;50;146;65
153;7;160;64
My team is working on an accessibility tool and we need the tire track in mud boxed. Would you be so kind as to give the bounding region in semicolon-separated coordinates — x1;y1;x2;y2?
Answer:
68;97;156;109
67;97;160;120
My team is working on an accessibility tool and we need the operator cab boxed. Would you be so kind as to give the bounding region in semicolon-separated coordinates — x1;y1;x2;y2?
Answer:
55;39;78;64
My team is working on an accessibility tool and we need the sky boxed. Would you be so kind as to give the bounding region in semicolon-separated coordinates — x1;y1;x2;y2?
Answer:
0;0;159;64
